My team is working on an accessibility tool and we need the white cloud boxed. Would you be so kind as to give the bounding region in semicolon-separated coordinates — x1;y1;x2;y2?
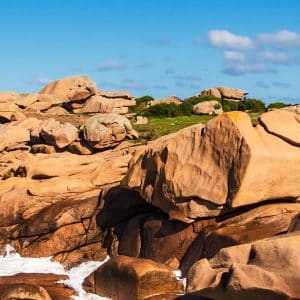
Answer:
260;51;290;62
97;60;125;72
223;62;274;75
224;50;246;62
257;30;300;48
207;30;255;50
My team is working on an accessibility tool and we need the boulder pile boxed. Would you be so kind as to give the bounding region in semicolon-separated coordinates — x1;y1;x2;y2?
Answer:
200;86;248;101
0;75;299;300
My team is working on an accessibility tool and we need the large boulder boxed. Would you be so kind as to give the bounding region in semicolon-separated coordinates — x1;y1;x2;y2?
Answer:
91;256;184;299
193;100;223;115
39;75;97;101
200;87;248;101
147;96;181;107
83;113;138;150
0;122;30;152
187;232;300;300
122;111;300;222
78;92;136;115
39;119;78;148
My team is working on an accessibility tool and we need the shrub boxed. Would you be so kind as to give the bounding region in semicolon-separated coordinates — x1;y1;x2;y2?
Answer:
130;95;154;113
214;103;222;110
267;102;288;110
178;101;193;115
141;103;179;117
238;98;266;112
220;99;239;112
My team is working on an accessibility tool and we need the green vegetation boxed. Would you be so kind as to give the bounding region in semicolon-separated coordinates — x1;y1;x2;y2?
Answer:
238;98;266;112
140;102;194;117
133;113;262;141
129;95;154;113
267;102;289;110
134;115;214;141
220;99;239;112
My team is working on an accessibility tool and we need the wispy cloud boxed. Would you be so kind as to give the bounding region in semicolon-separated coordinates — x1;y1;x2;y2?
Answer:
97;60;126;72
260;51;300;64
136;62;153;69
20;77;52;87
149;37;172;46
165;68;176;75
223;63;275;76
257;30;300;49
207;29;255;50
224;50;246;63
174;75;202;81
256;80;291;89
272;81;291;88
256;80;270;88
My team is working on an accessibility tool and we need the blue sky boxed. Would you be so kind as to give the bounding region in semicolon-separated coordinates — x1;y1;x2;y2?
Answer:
1;0;300;103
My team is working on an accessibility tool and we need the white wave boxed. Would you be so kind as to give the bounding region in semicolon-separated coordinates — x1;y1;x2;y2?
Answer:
0;244;110;300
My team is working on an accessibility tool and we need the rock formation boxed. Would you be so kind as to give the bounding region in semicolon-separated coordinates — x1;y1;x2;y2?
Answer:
193;100;223;115
147;96;181;107
90;256;184;299
200;86;248;101
122;111;300;222
0;75;299;300
187;232;300;300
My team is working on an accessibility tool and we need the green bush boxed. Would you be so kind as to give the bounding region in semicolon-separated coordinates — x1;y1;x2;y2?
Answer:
220;99;239;112
130;95;154;113
141;103;179;117
267;102;288;110
238;98;266;112
178;101;193;115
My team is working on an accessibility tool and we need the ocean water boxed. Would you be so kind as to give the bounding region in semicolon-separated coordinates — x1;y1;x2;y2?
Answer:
0;244;186;299
0;244;109;300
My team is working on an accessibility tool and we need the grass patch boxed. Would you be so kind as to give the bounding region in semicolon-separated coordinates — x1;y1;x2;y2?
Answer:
133;112;262;142
133;115;214;141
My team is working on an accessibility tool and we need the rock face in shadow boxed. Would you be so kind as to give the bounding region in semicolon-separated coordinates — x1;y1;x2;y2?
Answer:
0;145;141;264
122;111;300;223
105;202;300;276
91;255;184;300
187;232;300;300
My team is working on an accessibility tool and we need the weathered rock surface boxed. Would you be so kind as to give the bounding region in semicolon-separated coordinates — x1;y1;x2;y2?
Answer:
187;232;300;300
0;283;51;300
91;255;184;300
0;145;140;263
135;116;148;124
148;96;181;107
0;273;73;299
193;100;223;115
83;113;138;149
260;109;300;146
200;87;248;101
39;119;78;148
39;75;96;102
123;111;300;222
105;202;300;276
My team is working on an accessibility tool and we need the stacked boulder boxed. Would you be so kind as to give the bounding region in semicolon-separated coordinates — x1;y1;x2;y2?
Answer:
95;109;300;299
0;76;138;154
200;86;248;101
